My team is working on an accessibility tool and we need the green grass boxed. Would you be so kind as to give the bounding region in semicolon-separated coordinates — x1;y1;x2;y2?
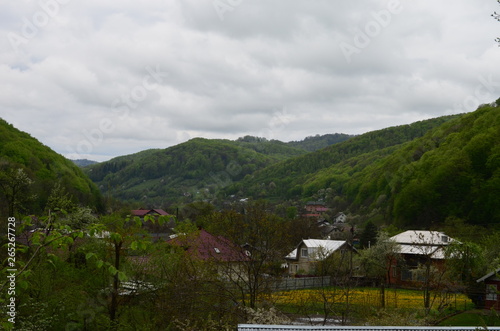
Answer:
439;310;500;326
271;286;475;324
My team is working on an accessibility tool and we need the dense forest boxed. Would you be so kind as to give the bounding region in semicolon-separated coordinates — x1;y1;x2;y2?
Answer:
84;136;338;206
0;118;103;217
228;113;462;200
286;133;354;152
228;105;500;228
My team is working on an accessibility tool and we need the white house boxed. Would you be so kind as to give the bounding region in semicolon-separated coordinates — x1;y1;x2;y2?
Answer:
284;239;355;275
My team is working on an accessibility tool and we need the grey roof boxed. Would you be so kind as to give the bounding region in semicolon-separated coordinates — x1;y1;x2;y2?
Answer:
477;267;500;283
391;230;453;245
397;244;447;259
285;239;347;261
389;230;455;260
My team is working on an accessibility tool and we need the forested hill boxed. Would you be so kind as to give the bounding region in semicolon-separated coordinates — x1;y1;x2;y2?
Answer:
231;104;500;228
228;113;461;200
287;133;354;151
346;104;500;228
0;118;103;216
84;137;309;205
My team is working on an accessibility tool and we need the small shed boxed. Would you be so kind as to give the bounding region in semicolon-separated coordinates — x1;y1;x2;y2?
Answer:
477;268;500;311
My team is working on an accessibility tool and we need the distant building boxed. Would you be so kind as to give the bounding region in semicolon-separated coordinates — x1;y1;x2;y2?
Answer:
131;209;173;241
168;229;251;279
168;229;250;264
333;212;347;223
131;208;169;217
303;201;329;218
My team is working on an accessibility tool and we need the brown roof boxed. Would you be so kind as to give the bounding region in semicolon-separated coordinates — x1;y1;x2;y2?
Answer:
131;209;169;216
168;229;250;263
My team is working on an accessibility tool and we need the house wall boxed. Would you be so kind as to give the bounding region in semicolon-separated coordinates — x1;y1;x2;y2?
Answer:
305;204;325;212
485;279;500;311
288;243;318;275
287;243;352;276
388;256;445;287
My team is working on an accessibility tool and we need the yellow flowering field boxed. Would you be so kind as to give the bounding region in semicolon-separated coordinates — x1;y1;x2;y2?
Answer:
268;287;472;310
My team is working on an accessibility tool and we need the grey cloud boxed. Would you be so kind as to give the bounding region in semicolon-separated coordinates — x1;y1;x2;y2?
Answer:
1;0;499;161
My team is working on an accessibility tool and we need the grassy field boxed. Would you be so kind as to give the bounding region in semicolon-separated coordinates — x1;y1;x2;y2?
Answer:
264;286;474;325
270;287;472;311
438;310;500;326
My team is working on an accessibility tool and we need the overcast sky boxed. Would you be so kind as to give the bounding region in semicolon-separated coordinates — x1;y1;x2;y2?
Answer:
1;0;499;161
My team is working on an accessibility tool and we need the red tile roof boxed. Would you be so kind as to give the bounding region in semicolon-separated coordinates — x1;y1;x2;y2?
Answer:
168;229;250;263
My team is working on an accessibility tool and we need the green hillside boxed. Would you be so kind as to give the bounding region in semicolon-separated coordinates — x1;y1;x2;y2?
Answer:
0;118;103;216
232;104;500;228
229;113;461;200
85;137;308;206
345;104;500;228
287;133;354;151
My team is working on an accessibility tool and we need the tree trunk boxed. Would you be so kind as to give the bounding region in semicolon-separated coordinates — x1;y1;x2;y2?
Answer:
110;240;122;328
380;281;386;308
424;260;431;313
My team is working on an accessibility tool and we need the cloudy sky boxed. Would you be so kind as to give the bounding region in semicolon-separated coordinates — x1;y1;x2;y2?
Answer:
1;0;499;161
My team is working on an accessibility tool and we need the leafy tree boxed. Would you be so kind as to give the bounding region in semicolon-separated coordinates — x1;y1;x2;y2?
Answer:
45;182;76;213
359;221;378;249
313;245;356;325
0;211;88;329
358;232;401;308
143;238;236;329
0;166;36;216
85;213;165;329
445;240;488;308
202;202;291;309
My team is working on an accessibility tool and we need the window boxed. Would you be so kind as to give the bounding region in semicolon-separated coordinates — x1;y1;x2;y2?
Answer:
392;265;397;278
301;248;309;258
487;284;498;301
401;268;412;281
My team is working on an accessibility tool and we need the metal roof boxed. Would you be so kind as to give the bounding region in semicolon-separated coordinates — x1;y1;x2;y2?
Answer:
390;231;453;246
285;239;347;261
238;325;500;331
477;267;500;283
397;244;446;259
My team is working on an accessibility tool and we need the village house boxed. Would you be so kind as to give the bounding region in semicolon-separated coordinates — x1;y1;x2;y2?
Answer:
477;268;500;311
284;239;356;276
388;230;455;286
167;229;251;278
131;208;174;241
303;201;329;218
333;212;347;224
131;208;169;217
